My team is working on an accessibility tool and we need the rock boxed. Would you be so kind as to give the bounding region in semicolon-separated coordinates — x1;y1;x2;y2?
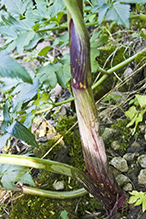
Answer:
123;67;133;87
111;141;121;150
137;155;146;168
51;83;62;97
116;174;130;186
102;128;116;141
138;169;146;186
123;183;132;191
53;180;64;190
127;141;141;153
110;157;128;172
131;142;140;148
123;152;139;161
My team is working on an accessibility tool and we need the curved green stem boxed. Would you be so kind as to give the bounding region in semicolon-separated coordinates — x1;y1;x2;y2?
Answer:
92;48;146;90
0;154;92;196
129;13;146;21
13;185;87;199
0;154;79;177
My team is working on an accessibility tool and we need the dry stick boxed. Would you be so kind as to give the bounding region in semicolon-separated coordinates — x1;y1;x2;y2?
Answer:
96;62;146;105
41;121;78;159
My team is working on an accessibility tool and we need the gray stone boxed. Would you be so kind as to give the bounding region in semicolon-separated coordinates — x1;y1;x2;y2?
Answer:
110;157;128;172
123;152;139;161
138;169;146;185
131;141;140;148
102;128;116;141
111;141;121;150
116;174;130;186
137;155;146;168
53;181;64;190
123;183;132;191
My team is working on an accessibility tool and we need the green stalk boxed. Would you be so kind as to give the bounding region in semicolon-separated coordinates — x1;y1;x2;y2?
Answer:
0;154;83;178
92;48;146;90
11;185;87;199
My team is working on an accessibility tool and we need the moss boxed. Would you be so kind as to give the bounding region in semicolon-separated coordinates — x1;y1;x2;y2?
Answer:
10;116;101;218
111;119;131;151
97;45;128;69
33;134;64;159
9;193;101;219
134;51;146;66
93;45;129;100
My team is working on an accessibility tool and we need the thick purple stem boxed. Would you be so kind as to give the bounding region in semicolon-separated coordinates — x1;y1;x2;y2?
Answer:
68;7;126;218
72;87;126;217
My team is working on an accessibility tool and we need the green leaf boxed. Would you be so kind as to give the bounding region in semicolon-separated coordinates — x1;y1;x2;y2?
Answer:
6;121;38;147
38;46;51;56
15;31;36;54
4;0;33;16
12;79;39;113
3;101;10;123
106;2;130;28
50;0;65;17
125;106;137;119
90;48;100;73
0;164;34;190
19;171;35;186
120;0;146;3
102;93;113;102
60;210;69;219
90;30;100;42
24;33;43;50
135;198;142;206
0;51;32;84
142;194;146;212
52;32;69;47
55;63;71;88
135;111;144;129
23;113;35;129
135;94;146;108
91;34;108;48
0;133;11;149
0;77;21;91
0;25;17;43
98;3;110;24
36;64;57;88
128;196;139;204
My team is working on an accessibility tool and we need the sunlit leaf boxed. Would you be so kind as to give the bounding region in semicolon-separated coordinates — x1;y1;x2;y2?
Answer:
106;2;130;28
60;210;69;219
0;51;32;84
135;94;146;108
36;64;57;88
4;0;33;16
15;31;36;54
56;63;71;88
0;133;11;149
98;3;110;24
120;0;146;3
0;164;34;190
12;79;39;113
128;196;139;204
38;46;51;56
125;106;137;119
0;77;21;91
6;121;38;147
50;0;65;17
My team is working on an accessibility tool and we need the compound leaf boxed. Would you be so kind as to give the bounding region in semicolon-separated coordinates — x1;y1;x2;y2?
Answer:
0;51;32;84
106;2;130;28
